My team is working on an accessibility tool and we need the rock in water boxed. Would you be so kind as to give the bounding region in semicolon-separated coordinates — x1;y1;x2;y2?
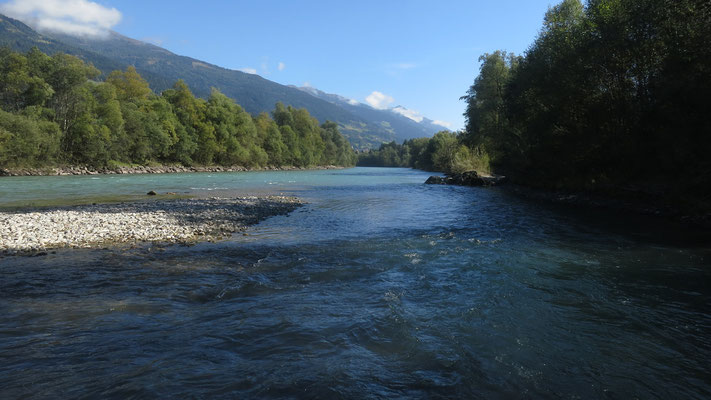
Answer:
449;171;486;186
425;171;505;187
425;176;447;184
147;190;158;196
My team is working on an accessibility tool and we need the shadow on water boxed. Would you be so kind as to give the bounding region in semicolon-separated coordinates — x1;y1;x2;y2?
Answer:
1;168;710;399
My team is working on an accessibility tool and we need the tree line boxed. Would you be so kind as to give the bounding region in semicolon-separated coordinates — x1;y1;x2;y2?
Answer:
0;47;356;169
357;131;489;174
362;0;709;206
461;0;709;195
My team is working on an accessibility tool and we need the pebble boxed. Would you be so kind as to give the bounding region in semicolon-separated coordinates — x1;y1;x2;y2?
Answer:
0;196;303;254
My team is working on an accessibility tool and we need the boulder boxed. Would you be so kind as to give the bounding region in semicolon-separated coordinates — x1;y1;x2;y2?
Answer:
425;171;506;187
448;170;486;186
147;190;158;196
425;176;448;184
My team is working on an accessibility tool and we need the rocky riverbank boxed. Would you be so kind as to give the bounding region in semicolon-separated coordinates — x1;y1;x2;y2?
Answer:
0;196;303;254
423;170;710;227
0;164;343;177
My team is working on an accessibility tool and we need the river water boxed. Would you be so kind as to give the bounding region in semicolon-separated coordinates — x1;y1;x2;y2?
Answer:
1;167;709;399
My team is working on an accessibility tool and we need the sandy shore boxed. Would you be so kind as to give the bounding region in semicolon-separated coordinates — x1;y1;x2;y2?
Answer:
0;196;303;254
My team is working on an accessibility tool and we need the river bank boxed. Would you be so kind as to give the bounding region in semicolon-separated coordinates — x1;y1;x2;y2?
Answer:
0;164;344;177
416;167;710;228
0;196;303;254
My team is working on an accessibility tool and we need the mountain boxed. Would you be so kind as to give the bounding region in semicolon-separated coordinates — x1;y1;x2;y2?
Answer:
0;14;440;149
294;86;447;142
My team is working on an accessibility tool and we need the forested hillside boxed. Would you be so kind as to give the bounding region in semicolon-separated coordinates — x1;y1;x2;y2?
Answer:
0;48;356;169
0;14;432;149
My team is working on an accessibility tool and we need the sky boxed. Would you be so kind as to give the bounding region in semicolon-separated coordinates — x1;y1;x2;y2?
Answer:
0;0;557;131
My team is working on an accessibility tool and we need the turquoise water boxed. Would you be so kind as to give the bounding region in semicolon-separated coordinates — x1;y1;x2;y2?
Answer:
1;167;710;399
0;168;425;204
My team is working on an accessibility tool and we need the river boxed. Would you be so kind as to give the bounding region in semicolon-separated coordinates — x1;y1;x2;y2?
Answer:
1;167;709;399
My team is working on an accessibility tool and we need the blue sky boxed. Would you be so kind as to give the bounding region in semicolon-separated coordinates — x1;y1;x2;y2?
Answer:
2;0;557;131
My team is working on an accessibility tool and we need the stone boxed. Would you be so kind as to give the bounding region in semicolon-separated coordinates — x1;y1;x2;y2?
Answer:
147;190;158;196
0;196;303;253
425;176;447;184
425;171;505;187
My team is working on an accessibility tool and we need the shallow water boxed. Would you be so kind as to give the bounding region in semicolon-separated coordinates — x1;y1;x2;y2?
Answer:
1;167;710;399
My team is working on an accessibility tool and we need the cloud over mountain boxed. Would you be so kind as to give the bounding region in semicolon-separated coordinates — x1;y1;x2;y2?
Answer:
365;91;394;110
392;106;424;123
0;0;121;37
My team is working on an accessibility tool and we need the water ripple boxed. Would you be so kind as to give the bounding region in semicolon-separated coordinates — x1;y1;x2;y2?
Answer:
1;168;710;398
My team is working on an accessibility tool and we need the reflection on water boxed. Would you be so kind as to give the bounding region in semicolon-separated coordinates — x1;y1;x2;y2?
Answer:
1;168;710;399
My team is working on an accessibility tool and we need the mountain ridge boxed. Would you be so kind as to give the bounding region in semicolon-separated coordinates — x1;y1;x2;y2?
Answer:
290;85;446;142
0;14;440;148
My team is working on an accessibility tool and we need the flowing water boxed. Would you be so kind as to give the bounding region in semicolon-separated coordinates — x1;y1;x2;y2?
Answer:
1;167;709;399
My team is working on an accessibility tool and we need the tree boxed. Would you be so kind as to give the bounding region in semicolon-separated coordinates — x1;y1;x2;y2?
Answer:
255;112;287;166
0;109;60;167
461;50;519;169
429;131;459;172
0;47;358;169
106;66;151;102
43;53;100;143
0;48;53;112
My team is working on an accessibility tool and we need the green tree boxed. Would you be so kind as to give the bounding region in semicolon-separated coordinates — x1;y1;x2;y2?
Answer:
0;48;53;112
0;109;60;167
43;53;101;144
255;112;287;166
461;50;519;170
106;65;151;103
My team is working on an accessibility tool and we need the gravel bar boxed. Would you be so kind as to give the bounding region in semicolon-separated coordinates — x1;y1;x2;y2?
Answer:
0;196;303;254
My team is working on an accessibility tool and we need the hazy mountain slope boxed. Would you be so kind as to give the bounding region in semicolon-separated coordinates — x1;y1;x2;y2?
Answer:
295;86;445;141
0;14;171;88
0;14;435;149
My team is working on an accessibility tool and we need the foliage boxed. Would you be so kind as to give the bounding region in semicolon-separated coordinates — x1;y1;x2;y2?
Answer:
357;131;482;174
0;47;356;169
363;0;710;200
0;108;60;167
0;13;443;150
461;0;710;195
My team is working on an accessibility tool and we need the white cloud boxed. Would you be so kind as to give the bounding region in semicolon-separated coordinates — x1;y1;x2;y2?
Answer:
392;106;424;123
303;81;312;88
347;98;359;105
238;68;257;74
433;120;453;128
1;0;121;37
391;62;416;70
278;62;285;71
365;91;394;110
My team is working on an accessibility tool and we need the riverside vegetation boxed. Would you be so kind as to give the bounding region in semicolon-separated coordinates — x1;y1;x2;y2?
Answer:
0;48;355;252
358;0;710;215
0;48;356;170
